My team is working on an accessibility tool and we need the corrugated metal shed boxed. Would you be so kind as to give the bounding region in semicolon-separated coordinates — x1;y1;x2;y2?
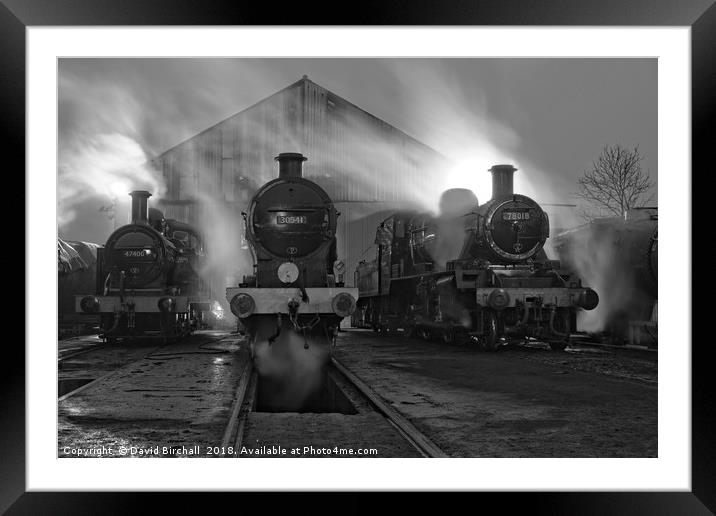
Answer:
151;76;450;287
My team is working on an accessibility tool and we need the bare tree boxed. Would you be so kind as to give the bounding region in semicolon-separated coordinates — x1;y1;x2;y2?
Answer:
576;145;653;220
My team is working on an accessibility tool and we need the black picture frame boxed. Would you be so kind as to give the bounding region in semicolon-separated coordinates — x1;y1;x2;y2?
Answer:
7;1;709;513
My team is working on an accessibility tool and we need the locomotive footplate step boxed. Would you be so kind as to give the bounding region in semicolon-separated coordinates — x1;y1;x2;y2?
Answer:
332;329;657;457
58;331;251;457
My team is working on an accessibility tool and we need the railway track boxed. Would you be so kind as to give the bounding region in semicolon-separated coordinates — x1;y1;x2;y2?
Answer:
58;331;251;457
330;357;447;457
58;343;109;364
222;355;446;458
566;335;657;358
221;360;256;454
58;332;234;400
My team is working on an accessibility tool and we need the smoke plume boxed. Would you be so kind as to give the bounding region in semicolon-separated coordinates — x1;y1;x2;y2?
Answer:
251;318;331;411
58;133;165;227
554;224;653;336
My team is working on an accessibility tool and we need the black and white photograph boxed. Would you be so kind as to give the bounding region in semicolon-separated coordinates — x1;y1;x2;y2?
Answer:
56;57;659;460
10;14;704;506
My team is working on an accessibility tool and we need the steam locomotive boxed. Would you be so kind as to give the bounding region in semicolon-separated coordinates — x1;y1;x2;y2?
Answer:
226;153;358;356
353;164;599;351
76;190;213;342
552;208;657;345
58;238;102;338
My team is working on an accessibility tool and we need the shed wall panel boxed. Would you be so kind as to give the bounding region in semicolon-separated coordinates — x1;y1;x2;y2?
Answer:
151;78;450;290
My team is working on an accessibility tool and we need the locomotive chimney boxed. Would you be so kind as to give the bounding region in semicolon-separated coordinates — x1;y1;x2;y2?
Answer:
488;164;517;199
275;152;307;179
129;190;152;224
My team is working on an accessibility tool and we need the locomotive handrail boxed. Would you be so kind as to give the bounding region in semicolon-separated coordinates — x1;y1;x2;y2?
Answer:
266;207;323;212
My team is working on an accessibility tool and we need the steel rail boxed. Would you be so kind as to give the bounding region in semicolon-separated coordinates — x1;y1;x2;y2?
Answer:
330;356;447;458
220;360;254;454
58;344;109;364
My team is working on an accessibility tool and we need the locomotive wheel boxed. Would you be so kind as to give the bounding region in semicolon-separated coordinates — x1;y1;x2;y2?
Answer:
549;310;571;352
442;329;455;344
404;325;415;338
483;312;502;352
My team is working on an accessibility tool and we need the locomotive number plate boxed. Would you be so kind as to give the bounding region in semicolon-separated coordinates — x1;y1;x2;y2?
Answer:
118;248;155;261
502;211;530;221
277;215;307;224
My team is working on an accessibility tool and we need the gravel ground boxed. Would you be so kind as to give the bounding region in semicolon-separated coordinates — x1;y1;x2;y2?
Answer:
58;331;250;458
332;329;657;457
57;328;657;459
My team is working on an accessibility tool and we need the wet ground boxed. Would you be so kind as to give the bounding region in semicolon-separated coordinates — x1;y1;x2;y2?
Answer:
332;329;657;457
57;328;657;458
58;331;249;458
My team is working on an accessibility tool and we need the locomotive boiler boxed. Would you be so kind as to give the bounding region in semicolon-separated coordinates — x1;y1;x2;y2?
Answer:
76;190;213;342
353;164;599;351
226;153;358;357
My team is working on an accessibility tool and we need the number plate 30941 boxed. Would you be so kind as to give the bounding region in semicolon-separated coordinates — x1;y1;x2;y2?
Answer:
277;215;307;224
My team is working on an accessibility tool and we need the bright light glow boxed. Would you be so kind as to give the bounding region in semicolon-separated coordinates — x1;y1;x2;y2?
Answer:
110;181;129;199
58;133;163;227
446;158;496;205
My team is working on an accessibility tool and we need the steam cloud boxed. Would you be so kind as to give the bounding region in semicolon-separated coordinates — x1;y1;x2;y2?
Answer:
59;58;581;242
58;133;165;227
553;225;652;336
381;60;550;209
251;318;330;411
58;58;655;345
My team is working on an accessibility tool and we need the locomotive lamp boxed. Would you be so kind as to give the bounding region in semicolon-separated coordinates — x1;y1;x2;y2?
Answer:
277;262;300;284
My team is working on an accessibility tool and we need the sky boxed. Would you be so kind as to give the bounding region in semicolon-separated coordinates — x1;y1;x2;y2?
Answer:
58;58;657;243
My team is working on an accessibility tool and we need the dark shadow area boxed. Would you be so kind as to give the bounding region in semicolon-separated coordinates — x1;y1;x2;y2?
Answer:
256;372;357;415
58;378;94;397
